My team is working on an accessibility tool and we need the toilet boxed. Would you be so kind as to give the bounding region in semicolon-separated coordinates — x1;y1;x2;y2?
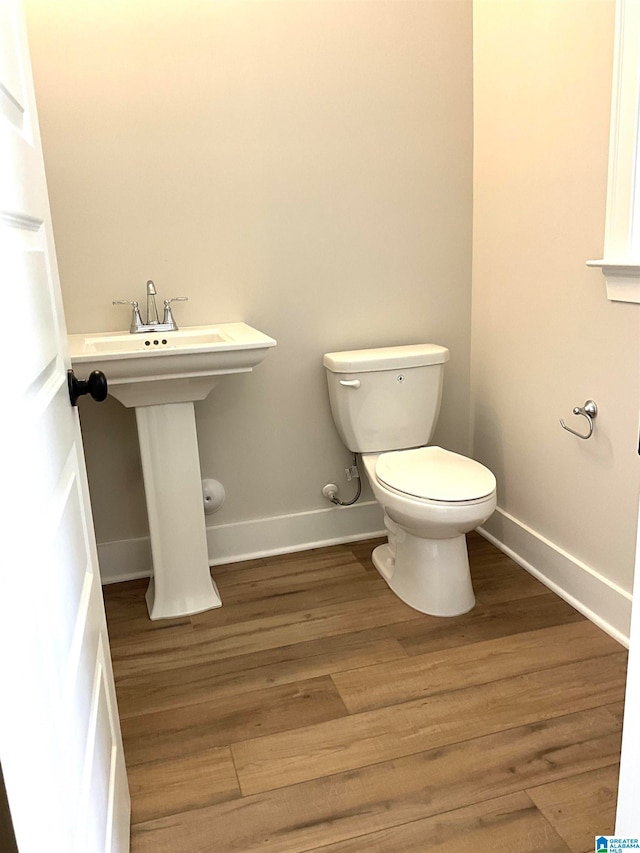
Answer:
323;343;496;617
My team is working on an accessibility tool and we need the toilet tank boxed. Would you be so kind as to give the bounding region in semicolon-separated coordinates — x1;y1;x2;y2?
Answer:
323;344;450;453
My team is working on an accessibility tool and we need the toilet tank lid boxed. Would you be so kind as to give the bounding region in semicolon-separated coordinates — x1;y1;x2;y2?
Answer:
323;344;449;373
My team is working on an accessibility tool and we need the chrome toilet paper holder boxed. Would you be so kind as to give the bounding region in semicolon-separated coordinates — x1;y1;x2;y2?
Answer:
560;400;598;440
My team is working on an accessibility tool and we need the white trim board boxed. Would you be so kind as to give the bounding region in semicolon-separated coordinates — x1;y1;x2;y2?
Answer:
98;500;386;585
479;507;632;648
586;0;640;304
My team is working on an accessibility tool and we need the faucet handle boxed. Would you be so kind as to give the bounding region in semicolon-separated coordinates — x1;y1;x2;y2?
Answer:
113;300;144;332
162;297;188;329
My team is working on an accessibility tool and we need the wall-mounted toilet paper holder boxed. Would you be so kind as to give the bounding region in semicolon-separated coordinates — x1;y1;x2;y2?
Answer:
560;400;598;439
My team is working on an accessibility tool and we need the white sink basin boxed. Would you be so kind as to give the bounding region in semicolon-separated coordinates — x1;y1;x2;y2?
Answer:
68;322;277;407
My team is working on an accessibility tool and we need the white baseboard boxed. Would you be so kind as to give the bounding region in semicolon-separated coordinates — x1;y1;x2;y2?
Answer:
205;500;385;565
479;507;632;648
98;500;385;585
99;500;631;647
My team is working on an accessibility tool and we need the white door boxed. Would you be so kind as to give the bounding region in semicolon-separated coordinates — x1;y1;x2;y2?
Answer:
616;486;640;833
0;1;130;851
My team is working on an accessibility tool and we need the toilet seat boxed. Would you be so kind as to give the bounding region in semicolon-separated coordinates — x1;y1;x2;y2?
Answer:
375;446;496;503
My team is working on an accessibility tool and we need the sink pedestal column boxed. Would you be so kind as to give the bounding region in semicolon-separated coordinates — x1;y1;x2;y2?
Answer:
135;401;222;620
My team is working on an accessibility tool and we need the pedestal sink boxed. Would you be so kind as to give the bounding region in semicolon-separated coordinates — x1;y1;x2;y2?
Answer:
68;323;277;619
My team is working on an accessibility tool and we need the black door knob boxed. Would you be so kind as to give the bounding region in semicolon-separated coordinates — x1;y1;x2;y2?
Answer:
67;369;108;407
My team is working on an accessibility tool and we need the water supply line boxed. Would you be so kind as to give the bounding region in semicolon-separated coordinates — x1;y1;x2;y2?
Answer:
324;454;362;506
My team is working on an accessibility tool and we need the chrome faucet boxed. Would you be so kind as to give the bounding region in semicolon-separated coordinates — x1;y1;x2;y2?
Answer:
113;281;188;333
146;279;160;326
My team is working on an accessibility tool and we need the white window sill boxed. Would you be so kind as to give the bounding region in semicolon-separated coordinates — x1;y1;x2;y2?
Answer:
586;259;640;304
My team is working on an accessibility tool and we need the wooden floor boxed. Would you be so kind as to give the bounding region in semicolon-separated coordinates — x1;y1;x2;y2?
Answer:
103;532;628;853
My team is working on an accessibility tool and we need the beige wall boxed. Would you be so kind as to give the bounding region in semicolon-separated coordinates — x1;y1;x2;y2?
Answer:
22;0;640;626
25;0;473;549
472;0;640;595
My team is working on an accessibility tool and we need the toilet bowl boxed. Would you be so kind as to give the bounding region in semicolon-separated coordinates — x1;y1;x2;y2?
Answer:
361;449;496;616
323;343;497;617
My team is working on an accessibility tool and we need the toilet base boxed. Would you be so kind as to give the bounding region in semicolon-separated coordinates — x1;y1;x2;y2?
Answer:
372;531;475;617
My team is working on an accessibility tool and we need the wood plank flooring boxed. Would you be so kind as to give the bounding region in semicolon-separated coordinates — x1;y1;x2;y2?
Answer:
102;532;627;852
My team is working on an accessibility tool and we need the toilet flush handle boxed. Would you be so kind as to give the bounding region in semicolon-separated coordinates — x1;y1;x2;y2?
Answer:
339;379;361;388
